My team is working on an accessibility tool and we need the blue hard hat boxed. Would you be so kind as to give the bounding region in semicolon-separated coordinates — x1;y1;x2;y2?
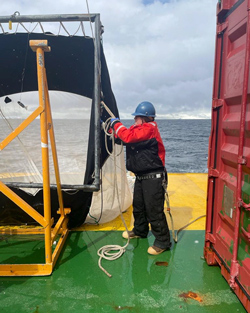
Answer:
131;101;156;117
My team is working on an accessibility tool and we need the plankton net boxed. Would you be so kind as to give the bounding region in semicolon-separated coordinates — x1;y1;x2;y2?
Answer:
0;14;132;228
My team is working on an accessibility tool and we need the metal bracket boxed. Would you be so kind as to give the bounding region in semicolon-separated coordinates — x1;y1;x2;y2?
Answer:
212;98;224;109
238;156;247;165
205;233;216;244
217;21;228;34
208;168;219;178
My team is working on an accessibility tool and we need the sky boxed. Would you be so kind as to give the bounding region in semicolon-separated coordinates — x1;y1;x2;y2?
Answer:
0;0;217;119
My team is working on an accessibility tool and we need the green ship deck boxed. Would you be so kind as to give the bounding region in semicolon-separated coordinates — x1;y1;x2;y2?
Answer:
0;174;247;312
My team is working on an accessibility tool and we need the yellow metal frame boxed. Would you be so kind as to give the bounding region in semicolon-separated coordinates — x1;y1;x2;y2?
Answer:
0;40;70;276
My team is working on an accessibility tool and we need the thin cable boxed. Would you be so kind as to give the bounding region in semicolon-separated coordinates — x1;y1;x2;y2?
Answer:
14;22;19;34
87;167;103;224
19;22;30;33
57;22;62;36
86;0;95;39
164;191;176;242
30;22;39;33
175;215;206;243
20;25;31;100
59;22;71;37
39;22;45;34
72;22;82;37
80;21;86;36
164;182;206;243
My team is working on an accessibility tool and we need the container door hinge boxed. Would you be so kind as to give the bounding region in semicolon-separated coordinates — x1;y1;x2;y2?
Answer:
238;156;247;165
217;21;228;34
212;98;224;109
208;168;219;178
205;233;216;244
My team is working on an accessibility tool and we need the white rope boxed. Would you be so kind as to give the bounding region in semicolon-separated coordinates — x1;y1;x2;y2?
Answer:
102;116;123;157
14;22;19;34
95;100;131;277
59;22;71;37
19;22;30;33
39;22;45;34
80;21;86;36
97;132;130;278
57;22;62;36
101;101;123;157
72;23;82;37
30;22;39;33
101;101;115;118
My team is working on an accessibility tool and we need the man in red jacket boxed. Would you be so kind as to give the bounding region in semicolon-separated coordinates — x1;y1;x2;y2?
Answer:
110;101;171;255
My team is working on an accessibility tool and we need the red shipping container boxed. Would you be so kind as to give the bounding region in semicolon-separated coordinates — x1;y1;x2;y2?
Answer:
205;0;250;311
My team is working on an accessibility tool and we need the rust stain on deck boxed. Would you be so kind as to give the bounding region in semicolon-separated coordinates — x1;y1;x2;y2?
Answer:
155;261;168;267
179;291;203;303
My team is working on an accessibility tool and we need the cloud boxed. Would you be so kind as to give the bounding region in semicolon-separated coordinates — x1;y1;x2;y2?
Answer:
0;0;216;119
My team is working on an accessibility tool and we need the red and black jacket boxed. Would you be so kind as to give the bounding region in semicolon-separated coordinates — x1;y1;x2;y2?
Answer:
112;120;165;175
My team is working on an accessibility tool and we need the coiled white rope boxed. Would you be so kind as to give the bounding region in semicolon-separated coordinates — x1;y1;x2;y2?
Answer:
97;101;130;277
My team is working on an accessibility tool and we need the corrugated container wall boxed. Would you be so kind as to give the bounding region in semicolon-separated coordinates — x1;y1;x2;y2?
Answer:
205;0;250;311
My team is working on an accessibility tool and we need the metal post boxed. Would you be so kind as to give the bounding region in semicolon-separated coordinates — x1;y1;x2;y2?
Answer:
31;40;52;264
93;14;101;189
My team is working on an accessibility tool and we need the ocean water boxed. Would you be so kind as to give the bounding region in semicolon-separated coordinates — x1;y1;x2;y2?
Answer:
123;119;211;173
0;118;211;176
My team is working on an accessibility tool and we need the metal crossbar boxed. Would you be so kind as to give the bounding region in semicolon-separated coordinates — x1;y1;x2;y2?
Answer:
0;13;97;23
